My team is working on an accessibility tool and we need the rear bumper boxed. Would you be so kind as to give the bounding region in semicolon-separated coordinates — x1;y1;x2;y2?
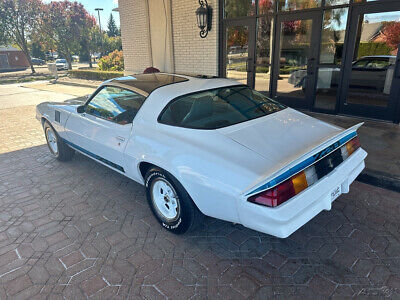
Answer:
237;148;367;238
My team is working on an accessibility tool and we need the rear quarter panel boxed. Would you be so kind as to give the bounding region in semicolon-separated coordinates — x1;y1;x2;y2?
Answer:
124;121;269;224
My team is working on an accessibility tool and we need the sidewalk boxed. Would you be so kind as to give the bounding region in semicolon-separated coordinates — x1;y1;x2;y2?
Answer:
307;112;400;192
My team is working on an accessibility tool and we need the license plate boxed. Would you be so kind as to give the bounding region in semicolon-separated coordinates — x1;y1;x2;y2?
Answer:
330;185;341;201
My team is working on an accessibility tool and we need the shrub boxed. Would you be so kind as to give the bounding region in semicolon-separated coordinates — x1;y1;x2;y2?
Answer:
98;50;124;71
68;69;124;81
357;42;391;58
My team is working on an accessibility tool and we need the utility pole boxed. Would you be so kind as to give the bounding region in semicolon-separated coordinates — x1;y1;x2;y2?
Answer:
95;8;104;57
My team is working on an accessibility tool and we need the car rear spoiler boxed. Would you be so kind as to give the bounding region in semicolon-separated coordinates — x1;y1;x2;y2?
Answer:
244;123;364;197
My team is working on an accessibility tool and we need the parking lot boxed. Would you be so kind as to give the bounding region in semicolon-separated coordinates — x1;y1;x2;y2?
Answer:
0;84;399;299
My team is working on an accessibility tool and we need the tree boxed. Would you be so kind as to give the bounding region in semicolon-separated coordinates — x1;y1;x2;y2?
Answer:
227;27;248;49
85;26;104;67
224;0;255;18
41;1;94;70
0;0;44;74
107;13;119;37
30;41;45;59
104;35;122;54
381;22;400;50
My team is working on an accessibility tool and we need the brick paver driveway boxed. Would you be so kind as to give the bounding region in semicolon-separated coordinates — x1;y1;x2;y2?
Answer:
0;103;399;299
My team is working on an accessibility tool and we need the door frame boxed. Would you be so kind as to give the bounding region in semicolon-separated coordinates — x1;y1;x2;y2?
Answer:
270;10;322;110
338;1;400;121
221;18;257;88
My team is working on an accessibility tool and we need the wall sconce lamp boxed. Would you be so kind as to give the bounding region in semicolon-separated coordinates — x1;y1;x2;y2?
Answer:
196;0;212;38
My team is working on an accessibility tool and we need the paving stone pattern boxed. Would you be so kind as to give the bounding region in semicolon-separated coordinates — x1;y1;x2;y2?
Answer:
0;105;399;299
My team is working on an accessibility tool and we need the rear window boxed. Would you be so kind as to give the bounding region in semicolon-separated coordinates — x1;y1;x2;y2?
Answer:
158;85;286;129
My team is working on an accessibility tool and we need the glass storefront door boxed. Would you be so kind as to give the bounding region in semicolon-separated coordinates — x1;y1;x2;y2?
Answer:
271;11;322;109
339;2;400;120
222;19;256;87
220;0;400;122
313;7;349;112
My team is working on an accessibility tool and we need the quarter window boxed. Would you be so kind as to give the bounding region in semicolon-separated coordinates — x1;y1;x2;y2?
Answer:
86;86;146;124
159;86;285;129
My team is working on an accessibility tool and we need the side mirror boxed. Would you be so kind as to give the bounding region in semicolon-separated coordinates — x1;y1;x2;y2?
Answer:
77;105;85;113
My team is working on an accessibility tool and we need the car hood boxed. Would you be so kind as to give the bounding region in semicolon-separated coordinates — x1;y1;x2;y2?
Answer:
217;108;343;171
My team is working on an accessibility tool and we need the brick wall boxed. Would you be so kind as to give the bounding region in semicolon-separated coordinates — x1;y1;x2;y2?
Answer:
0;51;29;70
171;0;219;76
118;0;152;74
119;0;219;77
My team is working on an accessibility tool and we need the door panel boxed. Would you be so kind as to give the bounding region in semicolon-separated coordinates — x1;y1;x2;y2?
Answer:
64;85;146;173
340;3;400;120
65;113;131;172
272;11;322;108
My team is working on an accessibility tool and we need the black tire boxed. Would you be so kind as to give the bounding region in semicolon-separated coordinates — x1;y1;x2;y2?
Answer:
145;167;199;234
43;121;74;161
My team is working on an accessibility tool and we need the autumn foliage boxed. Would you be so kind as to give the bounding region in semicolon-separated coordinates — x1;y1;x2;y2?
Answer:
381;22;400;50
40;1;96;69
98;50;124;71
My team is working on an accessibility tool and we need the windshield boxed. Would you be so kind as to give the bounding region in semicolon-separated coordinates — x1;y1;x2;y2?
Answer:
159;85;286;129
56;59;66;63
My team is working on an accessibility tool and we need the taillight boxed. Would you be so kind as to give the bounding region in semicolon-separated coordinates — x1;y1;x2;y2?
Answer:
345;136;361;156
248;171;307;207
248;135;361;208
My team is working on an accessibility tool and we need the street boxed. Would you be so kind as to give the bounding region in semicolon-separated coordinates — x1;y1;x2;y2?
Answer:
0;82;399;298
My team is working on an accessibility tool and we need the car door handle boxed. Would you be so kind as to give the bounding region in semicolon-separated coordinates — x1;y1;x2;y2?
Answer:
115;136;125;142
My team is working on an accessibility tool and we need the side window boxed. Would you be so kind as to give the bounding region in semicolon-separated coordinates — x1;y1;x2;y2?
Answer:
365;59;389;70
85;86;146;124
353;59;369;68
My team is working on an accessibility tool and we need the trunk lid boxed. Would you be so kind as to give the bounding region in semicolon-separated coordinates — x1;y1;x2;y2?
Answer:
217;108;343;169
217;108;363;195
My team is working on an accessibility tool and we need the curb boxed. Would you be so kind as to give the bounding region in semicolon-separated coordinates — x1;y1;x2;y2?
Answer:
356;169;400;193
56;80;99;89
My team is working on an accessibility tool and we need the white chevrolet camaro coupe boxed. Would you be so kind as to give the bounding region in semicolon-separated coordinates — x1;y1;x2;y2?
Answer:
36;73;367;238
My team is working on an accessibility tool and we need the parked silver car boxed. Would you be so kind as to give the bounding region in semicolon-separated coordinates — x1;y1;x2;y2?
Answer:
289;55;396;93
55;59;69;70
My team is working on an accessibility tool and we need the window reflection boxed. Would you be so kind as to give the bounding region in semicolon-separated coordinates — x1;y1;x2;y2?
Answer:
86;87;146;124
277;19;312;98
353;0;379;3
278;0;321;11
315;8;348;110
325;0;349;5
320;8;348;65
255;17;273;92
258;0;275;14
226;25;249;85
224;0;255;18
346;11;400;107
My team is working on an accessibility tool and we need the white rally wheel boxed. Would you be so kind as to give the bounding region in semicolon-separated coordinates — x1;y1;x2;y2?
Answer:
45;126;59;156
150;178;180;222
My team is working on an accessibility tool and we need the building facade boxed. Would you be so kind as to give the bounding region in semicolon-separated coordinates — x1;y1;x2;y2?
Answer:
119;0;400;123
0;46;29;72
